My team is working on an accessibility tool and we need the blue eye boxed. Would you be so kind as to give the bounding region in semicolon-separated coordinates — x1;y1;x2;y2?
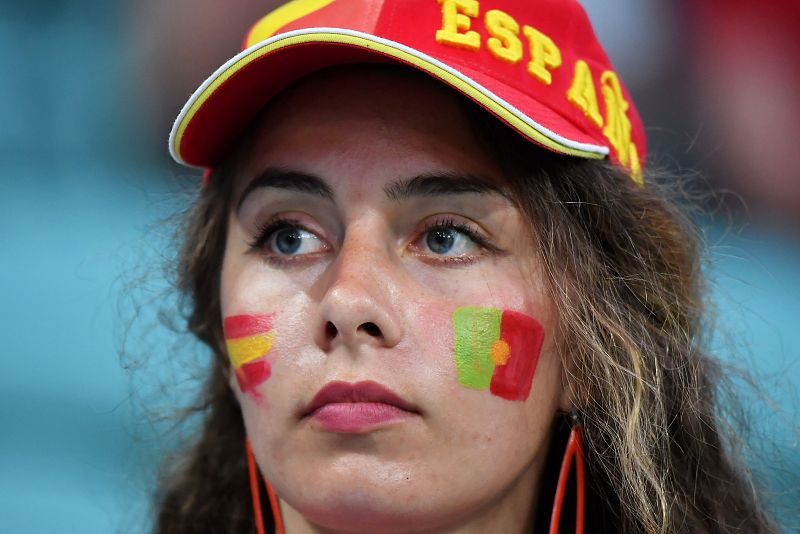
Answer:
427;228;456;254
268;226;323;256
272;227;301;254
423;224;479;256
251;218;327;259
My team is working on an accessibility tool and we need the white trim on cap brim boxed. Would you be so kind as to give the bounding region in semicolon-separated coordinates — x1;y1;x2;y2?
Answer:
169;27;610;168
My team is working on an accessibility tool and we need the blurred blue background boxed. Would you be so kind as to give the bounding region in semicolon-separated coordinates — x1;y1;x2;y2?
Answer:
1;1;797;532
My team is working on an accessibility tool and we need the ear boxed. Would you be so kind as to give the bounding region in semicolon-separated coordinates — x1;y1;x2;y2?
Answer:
221;358;244;402
213;342;241;400
559;378;576;412
228;365;239;392
211;328;238;393
558;350;587;412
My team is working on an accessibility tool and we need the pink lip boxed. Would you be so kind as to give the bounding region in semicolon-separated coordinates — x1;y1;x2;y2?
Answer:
304;381;419;433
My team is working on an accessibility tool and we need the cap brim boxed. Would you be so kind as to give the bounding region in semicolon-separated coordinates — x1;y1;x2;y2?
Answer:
170;28;610;169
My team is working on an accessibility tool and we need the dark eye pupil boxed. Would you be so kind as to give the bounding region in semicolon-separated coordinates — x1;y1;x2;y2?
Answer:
275;228;302;254
427;229;455;254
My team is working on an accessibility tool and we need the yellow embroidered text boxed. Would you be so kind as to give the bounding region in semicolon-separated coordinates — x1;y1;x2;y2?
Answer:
523;25;562;85
436;0;481;51
601;70;642;183
485;9;522;64
567;60;603;128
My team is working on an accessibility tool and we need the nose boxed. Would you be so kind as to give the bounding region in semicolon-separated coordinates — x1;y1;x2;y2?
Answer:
314;226;403;352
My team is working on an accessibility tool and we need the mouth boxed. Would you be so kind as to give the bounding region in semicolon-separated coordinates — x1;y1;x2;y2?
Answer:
303;380;420;433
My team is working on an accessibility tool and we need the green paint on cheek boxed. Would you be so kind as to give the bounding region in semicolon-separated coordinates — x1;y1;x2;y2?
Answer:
452;306;502;389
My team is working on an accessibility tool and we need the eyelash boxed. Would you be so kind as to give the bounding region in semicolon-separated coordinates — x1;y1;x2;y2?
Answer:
248;217;321;267
418;216;499;264
249;217;302;250
248;215;500;265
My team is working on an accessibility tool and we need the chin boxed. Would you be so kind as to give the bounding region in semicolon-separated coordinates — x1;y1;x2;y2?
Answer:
291;495;465;534
296;498;420;533
276;463;477;534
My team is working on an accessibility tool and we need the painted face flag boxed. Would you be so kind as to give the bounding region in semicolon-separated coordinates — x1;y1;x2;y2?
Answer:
452;307;544;401
224;314;275;396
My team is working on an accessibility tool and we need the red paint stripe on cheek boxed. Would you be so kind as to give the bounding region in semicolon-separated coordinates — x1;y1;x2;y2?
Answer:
224;314;274;339
489;311;545;401
235;358;272;396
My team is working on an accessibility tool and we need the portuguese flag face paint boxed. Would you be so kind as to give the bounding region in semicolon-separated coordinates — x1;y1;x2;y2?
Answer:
223;314;275;397
452;307;545;401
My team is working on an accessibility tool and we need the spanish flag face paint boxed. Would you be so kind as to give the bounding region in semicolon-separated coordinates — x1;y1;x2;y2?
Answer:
223;314;275;398
452;307;544;401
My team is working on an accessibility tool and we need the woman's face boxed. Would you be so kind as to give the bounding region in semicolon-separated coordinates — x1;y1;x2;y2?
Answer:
220;68;565;533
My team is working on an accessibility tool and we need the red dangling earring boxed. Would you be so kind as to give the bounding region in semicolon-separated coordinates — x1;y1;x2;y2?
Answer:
549;417;586;534
246;436;286;534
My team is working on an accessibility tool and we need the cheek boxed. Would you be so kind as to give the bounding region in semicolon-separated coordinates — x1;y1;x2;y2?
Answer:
222;303;317;406
223;313;277;401
433;305;555;477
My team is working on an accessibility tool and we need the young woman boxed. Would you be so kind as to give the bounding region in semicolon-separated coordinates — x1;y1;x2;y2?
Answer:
154;1;777;532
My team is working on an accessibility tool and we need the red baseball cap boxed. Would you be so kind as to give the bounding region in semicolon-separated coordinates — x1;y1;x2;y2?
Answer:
169;0;646;183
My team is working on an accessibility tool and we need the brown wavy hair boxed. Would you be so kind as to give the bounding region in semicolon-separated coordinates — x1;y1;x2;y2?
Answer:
153;73;777;533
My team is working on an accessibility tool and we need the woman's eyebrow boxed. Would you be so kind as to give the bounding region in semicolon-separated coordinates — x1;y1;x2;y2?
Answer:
383;173;505;201
236;167;335;213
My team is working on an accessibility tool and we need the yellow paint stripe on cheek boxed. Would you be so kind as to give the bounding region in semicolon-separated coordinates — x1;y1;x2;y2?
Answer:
225;334;273;368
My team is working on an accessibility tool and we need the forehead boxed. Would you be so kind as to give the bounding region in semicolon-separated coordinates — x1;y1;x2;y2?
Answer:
229;66;506;197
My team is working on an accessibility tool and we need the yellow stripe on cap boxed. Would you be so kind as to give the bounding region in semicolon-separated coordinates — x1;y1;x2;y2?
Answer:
226;334;273;368
172;29;608;168
246;0;337;48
